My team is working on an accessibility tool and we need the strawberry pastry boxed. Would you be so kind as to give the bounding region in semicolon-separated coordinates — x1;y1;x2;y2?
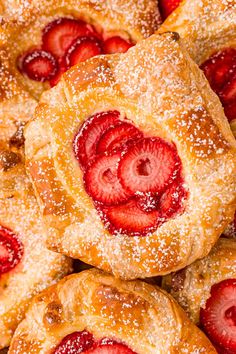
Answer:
9;269;216;353
0;58;72;349
0;0;160;99
163;238;236;353
0;144;72;349
158;0;236;133
24;32;236;279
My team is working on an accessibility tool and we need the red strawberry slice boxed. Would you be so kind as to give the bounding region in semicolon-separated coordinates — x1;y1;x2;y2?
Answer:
73;110;121;170
84;153;132;205
159;180;186;218
53;331;94;354
97;122;143;154
118;138;181;195
220;72;236;105
42;18;97;58
224;101;236;123
159;0;182;20
21;50;58;82
201;49;236;123
49;58;67;87
201;49;236;93
101;198;160;236
103;36;134;54
200;279;236;352
0;226;24;275
86;342;136;353
65;36;103;68
136;193;160;213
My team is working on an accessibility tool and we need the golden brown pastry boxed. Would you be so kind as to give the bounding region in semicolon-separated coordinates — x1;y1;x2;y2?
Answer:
0;60;72;350
158;0;236;135
0;149;72;349
162;238;236;352
25;32;236;279
0;0;160;99
9;268;216;353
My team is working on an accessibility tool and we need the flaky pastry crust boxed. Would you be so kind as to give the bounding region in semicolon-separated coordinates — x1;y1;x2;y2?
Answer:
25;32;236;279
9;268;216;353
0;154;72;349
158;0;236;135
0;65;72;349
0;0;160;99
162;238;236;324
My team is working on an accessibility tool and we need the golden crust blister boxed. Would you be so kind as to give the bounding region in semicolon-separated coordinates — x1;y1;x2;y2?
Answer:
158;0;236;135
9;268;216;353
25;32;236;279
0;0;160;99
162;238;236;324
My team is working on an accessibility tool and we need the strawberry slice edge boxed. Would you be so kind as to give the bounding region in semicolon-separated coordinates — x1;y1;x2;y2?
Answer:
200;278;236;352
0;226;24;275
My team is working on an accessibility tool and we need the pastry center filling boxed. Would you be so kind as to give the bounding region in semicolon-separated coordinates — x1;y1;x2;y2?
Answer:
73;110;187;237
200;279;236;352
18;17;134;87
200;48;236;123
54;330;136;353
0;226;24;275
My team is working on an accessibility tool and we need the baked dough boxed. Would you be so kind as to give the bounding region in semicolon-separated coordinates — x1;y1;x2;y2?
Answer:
25;32;236;279
158;0;236;135
162;238;236;324
0;151;72;349
0;0;160;99
9;268;216;353
0;61;72;349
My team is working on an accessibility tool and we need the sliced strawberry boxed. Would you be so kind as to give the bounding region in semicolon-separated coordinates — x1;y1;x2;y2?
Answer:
49;58;67;87
136;193;160;213
159;179;186;218
159;0;182;20
220;72;236;105
200;279;236;352
53;331;94;354
65;36;103;68
100;198;160;236
0;226;24;275
73;110;121;170
21;50;58;82
201;49;236;93
97;122;143;154
42;18;97;58
86;342;136;353
84;153;132;205
224;101;236;123
103;36;134;54
118;138;181;195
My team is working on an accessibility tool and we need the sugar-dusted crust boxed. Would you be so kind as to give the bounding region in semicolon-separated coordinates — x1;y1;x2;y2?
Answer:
0;154;72;349
25;32;236;279
0;0;160;99
158;0;236;135
162;238;236;324
0;50;37;138
0;65;72;349
9;268;216;354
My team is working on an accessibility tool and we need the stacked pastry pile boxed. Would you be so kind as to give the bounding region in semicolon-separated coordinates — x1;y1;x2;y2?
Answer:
0;0;235;353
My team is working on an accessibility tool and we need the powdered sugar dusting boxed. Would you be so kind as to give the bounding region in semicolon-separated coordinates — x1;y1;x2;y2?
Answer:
9;269;215;353
163;238;236;324
23;31;236;282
